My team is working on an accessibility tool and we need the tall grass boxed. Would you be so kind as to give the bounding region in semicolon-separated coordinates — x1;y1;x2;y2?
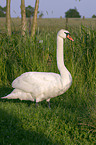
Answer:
0;19;96;144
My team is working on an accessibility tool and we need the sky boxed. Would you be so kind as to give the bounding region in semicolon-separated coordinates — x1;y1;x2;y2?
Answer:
0;0;96;18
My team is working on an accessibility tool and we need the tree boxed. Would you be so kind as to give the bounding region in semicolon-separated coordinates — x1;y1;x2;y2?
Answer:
21;0;27;36
26;5;35;17
65;8;81;18
92;14;96;18
0;6;6;17
31;0;39;37
6;0;11;36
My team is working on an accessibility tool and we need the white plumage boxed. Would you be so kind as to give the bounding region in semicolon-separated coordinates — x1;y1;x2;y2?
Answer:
1;29;74;105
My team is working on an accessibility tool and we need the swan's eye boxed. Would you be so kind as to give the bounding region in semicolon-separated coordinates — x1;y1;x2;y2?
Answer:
64;32;70;36
66;33;69;37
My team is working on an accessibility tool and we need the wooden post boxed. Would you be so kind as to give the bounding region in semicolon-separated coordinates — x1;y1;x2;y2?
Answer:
83;16;85;20
6;0;11;36
21;0;26;36
31;0;39;37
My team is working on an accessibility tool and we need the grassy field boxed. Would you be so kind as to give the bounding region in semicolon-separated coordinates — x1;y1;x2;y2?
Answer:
0;18;96;144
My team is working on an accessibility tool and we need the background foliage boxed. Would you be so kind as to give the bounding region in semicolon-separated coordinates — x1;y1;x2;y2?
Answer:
0;5;6;17
65;8;81;18
92;14;96;18
26;5;35;17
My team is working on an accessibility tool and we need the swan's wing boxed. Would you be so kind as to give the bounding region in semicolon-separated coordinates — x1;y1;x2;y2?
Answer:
12;72;62;97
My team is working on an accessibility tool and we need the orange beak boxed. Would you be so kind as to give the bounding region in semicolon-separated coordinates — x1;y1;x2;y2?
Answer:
67;34;74;41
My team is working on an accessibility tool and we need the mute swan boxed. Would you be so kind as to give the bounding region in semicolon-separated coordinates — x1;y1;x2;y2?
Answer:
1;29;74;107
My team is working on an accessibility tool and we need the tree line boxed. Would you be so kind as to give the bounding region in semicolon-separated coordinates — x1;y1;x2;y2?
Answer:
0;4;43;18
1;4;96;19
65;8;96;18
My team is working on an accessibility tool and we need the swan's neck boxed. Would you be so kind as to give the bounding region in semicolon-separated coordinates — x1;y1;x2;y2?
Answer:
57;35;69;78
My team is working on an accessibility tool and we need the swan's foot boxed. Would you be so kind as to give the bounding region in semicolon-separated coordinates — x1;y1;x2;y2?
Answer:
47;98;51;109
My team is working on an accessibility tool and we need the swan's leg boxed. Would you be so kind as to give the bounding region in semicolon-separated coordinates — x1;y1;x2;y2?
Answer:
35;99;39;108
36;102;38;107
46;98;51;109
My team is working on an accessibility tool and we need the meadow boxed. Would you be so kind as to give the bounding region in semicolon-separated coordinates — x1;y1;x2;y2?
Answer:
0;18;96;144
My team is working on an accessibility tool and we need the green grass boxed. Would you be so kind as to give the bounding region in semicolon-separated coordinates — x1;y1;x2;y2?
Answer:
0;18;96;144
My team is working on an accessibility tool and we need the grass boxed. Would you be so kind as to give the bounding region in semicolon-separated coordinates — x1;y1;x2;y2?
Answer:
0;18;96;144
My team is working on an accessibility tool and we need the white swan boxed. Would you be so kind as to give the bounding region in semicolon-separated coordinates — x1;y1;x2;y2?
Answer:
1;29;74;107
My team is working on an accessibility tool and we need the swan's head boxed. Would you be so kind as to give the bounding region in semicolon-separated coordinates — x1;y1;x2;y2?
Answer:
57;29;74;41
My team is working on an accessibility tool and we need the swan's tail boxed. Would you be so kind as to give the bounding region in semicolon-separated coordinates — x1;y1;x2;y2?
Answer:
1;89;34;101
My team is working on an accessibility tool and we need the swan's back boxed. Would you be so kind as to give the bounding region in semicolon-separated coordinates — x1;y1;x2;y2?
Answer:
12;72;64;101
